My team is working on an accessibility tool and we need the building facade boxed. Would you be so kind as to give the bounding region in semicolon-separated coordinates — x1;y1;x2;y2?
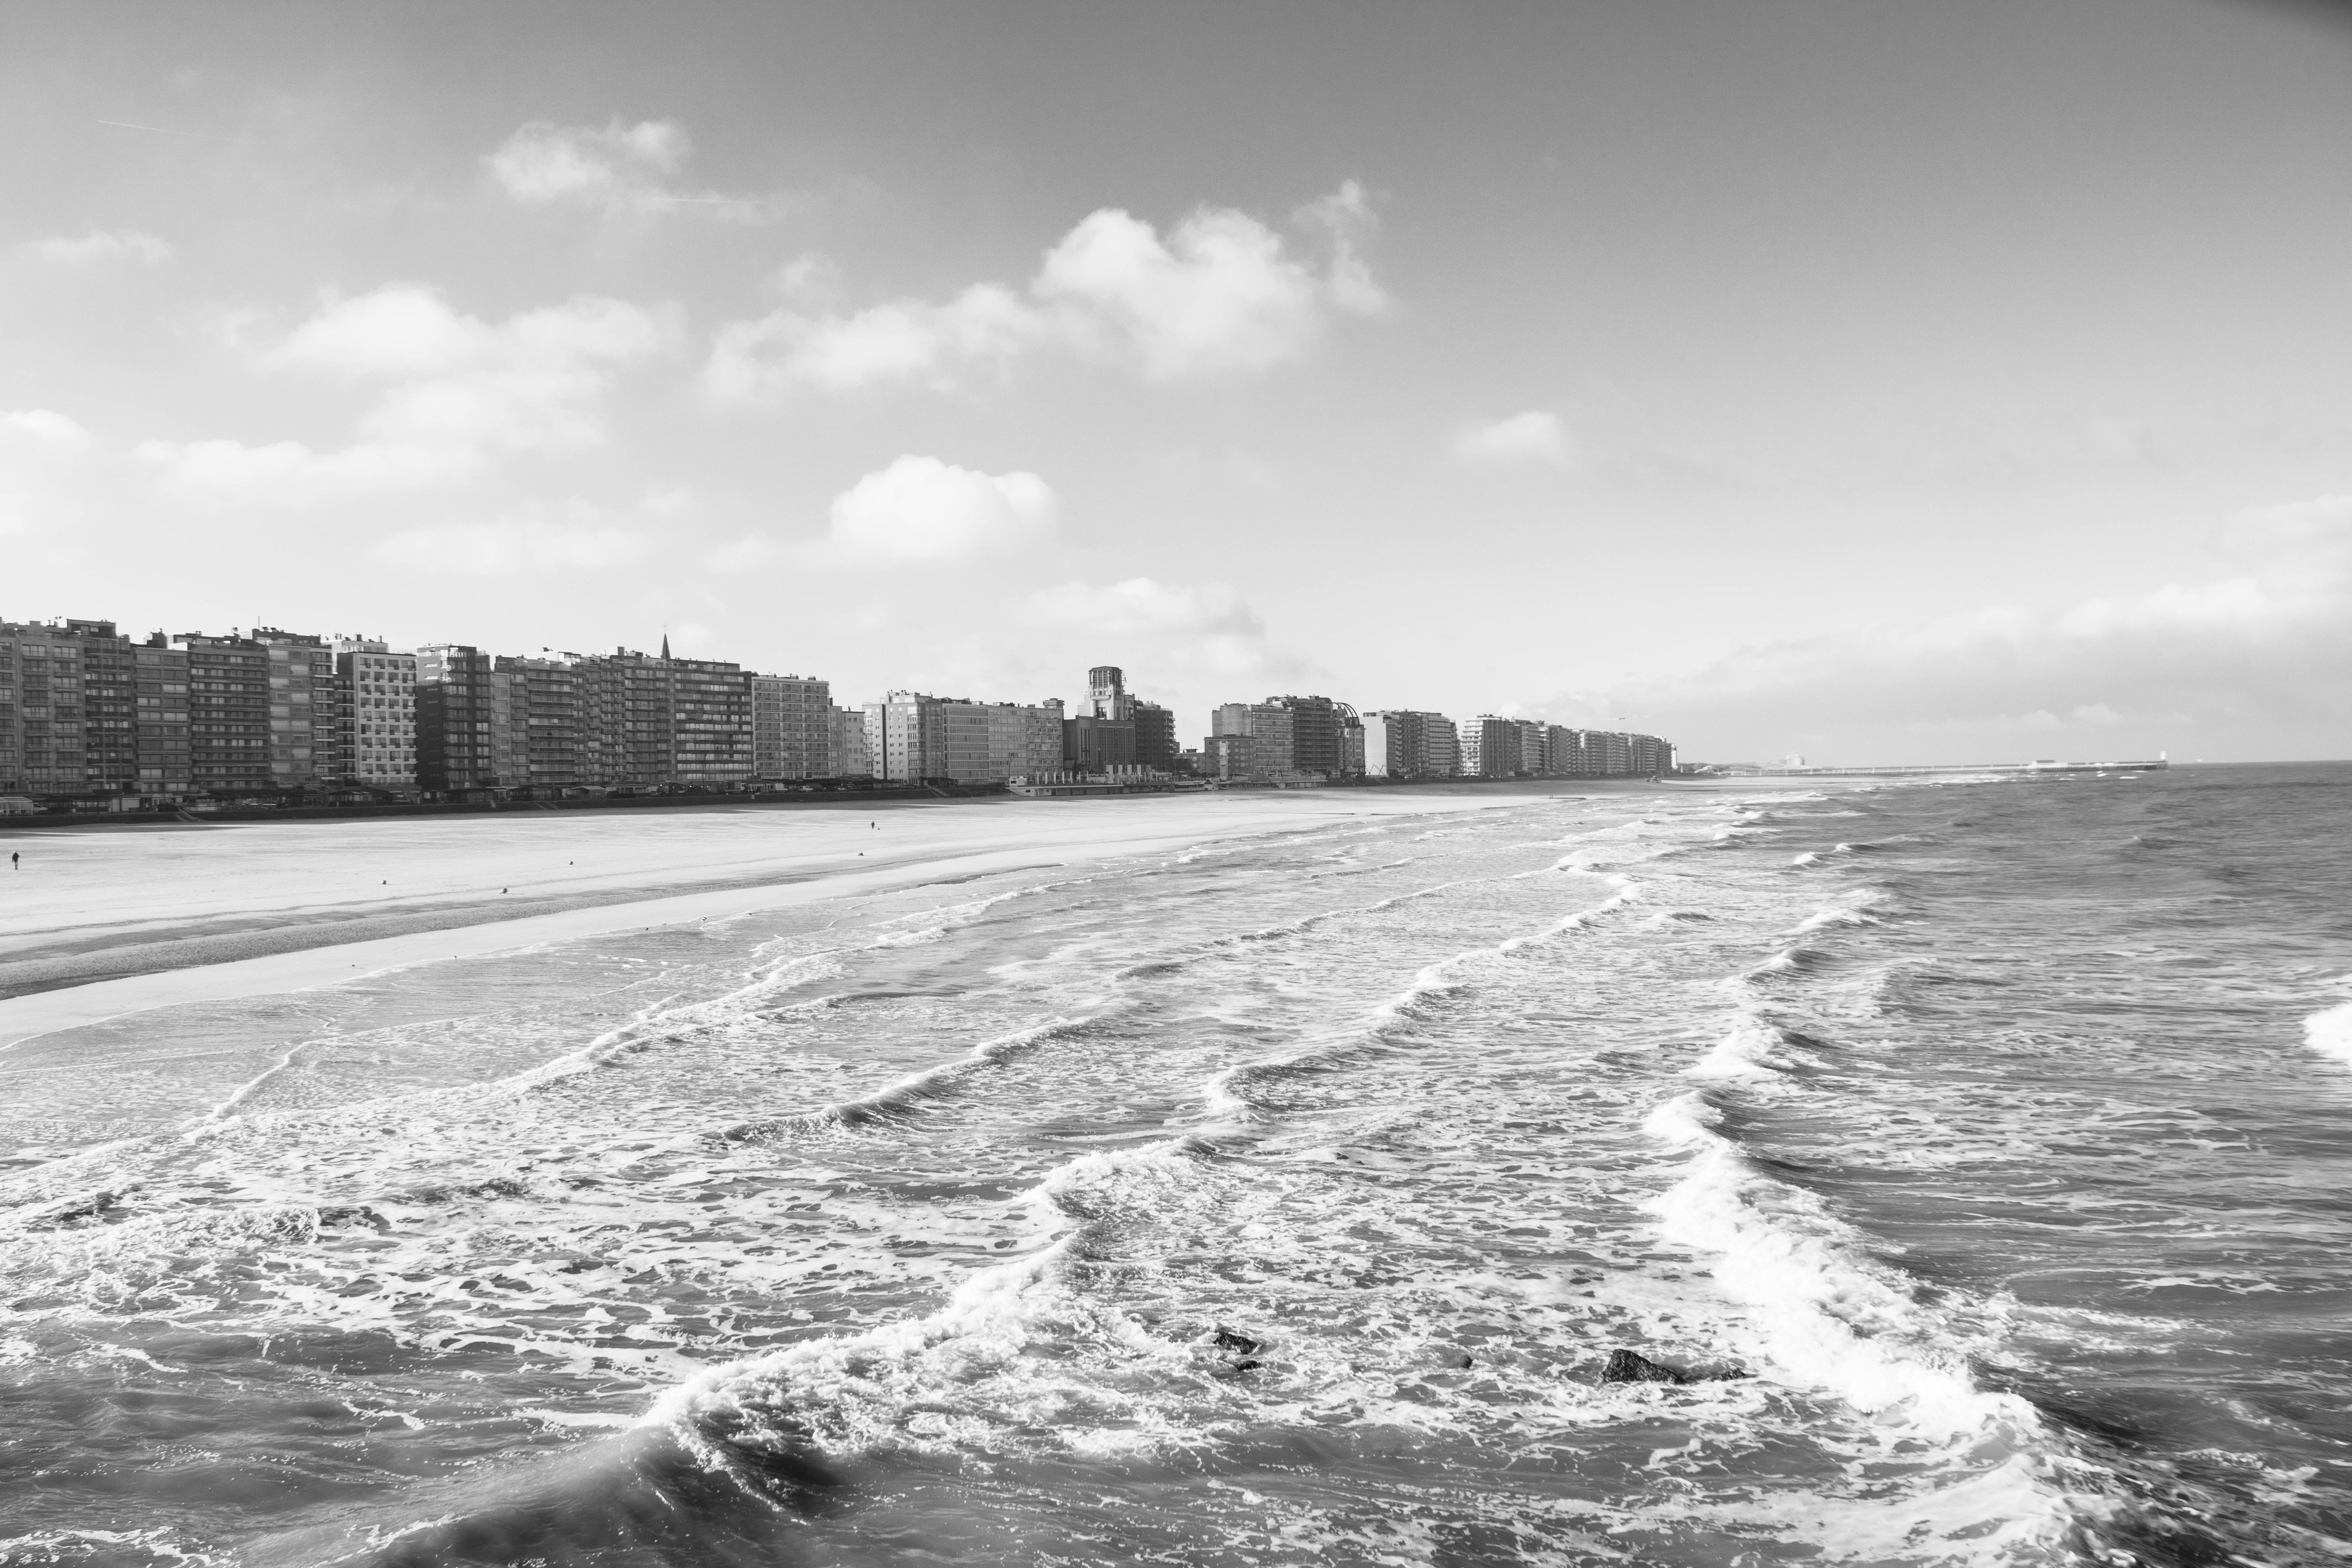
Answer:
330;639;418;792
752;674;832;781
1462;715;1523;778
830;704;872;779
494;655;587;791
417;644;499;795
868;691;1063;785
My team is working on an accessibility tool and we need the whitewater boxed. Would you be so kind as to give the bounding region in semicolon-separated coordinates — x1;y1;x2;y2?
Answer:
2;765;2348;1566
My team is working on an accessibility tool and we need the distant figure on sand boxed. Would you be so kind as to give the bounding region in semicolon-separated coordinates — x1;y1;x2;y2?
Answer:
9;852;16;870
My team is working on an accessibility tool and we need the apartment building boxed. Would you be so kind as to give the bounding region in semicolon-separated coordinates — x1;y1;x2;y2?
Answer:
495;655;587;791
866;691;1064;785
830;704;872;779
329;639;418;792
132;636;191;793
417;644;499;794
752;674;833;781
1462;715;1523;778
0;622;86;797
1131;700;1177;770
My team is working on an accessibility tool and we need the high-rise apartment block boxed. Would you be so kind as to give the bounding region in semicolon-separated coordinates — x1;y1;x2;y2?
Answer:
1131;699;1177;770
1364;710;1461;779
417;644;499;795
1463;716;1523;778
0;622;86;797
494;655;586;791
330;639;418;792
830;704;872;779
866;691;1064;785
753;675;833;781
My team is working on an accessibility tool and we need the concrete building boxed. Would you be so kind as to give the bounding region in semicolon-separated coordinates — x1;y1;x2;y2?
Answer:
1463;716;1523;779
0;621;88;798
1368;710;1463;779
575;644;755;791
752;674;832;781
1063;712;1137;771
869;691;1064;785
1258;695;1350;778
495;655;587;792
1515;719;1550;777
417;644;499;795
1246;703;1297;777
830;704;872;778
1204;732;1257;782
168;630;300;798
133;635;192;795
330;639;418;792
0;619;190;800
1132;700;1178;770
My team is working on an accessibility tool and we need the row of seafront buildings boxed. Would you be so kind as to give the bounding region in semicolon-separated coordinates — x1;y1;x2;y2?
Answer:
0;615;1672;809
1203;697;1672;784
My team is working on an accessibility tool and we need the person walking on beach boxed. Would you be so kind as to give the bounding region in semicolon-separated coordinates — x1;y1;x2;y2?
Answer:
9;852;16;871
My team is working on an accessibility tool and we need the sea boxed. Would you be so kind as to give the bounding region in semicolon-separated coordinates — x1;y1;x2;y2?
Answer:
2;763;2348;1567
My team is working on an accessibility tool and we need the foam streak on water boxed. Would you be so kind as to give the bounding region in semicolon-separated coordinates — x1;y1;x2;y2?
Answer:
4;767;2351;1566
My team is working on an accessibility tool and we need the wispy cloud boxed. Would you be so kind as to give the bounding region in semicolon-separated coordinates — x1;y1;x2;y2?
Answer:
20;229;174;265
1582;494;2352;762
373;510;656;575
486;118;771;220
138;284;674;505
1452;409;1571;468
1;409;95;447
702;182;1387;401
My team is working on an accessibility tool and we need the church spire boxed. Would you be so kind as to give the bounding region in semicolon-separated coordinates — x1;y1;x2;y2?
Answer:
660;632;670;660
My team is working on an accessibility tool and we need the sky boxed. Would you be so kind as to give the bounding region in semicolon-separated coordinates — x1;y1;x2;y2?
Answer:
2;0;2348;764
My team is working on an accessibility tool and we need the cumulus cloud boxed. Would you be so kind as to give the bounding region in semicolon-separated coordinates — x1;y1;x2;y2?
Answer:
702;183;1385;400
486;118;766;219
21;229;174;265
138;284;672;504
1452;410;1571;468
814;455;1058;565
1592;495;2352;763
373;513;655;574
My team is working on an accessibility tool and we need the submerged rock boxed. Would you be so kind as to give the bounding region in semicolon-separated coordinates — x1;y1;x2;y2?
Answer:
1599;1348;1749;1386
1602;1349;1694;1385
1211;1326;1264;1357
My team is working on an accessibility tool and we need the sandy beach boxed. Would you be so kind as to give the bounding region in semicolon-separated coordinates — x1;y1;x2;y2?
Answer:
0;781;1725;1050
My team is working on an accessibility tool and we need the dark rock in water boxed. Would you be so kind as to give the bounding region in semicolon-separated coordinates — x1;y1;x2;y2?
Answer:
1211;1326;1265;1357
1600;1348;1751;1385
1602;1349;1696;1385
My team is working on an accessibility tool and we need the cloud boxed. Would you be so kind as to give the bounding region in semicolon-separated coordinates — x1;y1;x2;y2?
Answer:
815;455;1058;565
702;183;1385;400
486;118;767;220
20;229;173;265
1453;410;1571;468
706;284;1037;399
1;409;94;447
138;285;672;505
1024;577;1264;638
1586;495;2352;763
373;513;655;574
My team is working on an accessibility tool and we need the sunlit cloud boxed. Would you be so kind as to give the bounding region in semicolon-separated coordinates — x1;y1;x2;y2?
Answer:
702;183;1387;401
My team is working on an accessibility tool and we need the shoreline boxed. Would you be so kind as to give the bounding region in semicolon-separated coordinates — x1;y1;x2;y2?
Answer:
0;781;1763;1050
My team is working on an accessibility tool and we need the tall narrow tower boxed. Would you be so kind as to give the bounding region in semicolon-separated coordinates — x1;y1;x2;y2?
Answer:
1087;664;1130;719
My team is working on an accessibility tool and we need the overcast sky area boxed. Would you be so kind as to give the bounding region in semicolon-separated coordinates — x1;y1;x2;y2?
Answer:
3;0;2348;763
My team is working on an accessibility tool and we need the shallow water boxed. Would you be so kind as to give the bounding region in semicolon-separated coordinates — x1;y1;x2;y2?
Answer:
2;766;2348;1566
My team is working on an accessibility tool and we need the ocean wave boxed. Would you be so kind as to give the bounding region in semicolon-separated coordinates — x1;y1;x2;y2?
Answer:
2302;1000;2352;1068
